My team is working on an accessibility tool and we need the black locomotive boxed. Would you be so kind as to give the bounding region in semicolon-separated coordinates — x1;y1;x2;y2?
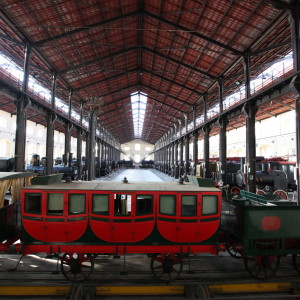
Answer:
26;154;79;180
0;157;14;172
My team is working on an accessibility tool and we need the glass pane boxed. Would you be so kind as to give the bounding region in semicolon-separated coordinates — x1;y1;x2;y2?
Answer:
114;194;132;215
181;195;197;216
69;194;85;215
93;194;109;215
47;193;64;215
202;195;218;215
25;193;42;214
136;195;153;215
160;195;176;216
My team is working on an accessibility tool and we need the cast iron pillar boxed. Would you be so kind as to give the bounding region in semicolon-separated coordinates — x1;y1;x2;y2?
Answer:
64;122;72;165
289;1;300;203
96;139;101;177
184;135;190;176
14;44;31;171
77;128;83;180
243;102;257;193
193;130;199;176
218;116;228;184
45;113;56;175
87;110;97;181
174;140;179;178
171;142;175;177
45;72;57;175
179;137;184;177
203;125;211;178
101;140;105;160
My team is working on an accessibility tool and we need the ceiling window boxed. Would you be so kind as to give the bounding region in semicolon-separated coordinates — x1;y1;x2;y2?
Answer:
131;92;147;138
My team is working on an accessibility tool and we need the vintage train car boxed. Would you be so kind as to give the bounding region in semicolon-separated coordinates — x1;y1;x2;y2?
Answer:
19;176;223;281
222;190;300;279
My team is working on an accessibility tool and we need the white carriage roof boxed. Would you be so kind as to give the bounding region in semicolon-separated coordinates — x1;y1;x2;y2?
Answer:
25;180;220;193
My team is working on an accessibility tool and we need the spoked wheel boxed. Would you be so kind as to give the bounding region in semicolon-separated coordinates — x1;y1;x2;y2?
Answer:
273;190;288;200
60;253;94;282
230;186;240;195
292;254;300;273
256;189;266;195
244;255;280;279
150;253;183;282
225;240;242;258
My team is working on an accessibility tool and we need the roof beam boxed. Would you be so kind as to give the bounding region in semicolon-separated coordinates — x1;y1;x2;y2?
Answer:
137;0;143;90
141;68;200;104
262;0;292;10
146;94;186;115
144;11;243;56
59;47;136;74
33;10;138;47
143;46;217;80
75;68;138;91
250;39;291;56
140;83;190;112
0;34;24;46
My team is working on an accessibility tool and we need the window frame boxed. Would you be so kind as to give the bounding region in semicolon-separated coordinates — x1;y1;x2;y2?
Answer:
92;194;109;216
47;192;64;216
202;194;218;216
68;193;86;215
159;194;176;216
181;194;197;217
136;194;153;216
24;192;42;215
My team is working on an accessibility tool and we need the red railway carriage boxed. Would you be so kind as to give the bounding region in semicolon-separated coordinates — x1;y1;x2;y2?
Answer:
20;177;223;281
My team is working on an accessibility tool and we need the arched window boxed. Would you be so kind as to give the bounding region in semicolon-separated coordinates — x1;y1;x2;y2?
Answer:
0;139;12;157
0;117;7;128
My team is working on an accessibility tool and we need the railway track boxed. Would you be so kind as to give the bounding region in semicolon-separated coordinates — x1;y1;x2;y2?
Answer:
1;254;300;298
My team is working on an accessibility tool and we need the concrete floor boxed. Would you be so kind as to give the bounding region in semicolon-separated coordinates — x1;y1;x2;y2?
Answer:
98;168;176;183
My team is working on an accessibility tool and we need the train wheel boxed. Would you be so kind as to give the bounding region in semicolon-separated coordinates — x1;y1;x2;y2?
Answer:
225;240;242;258
292;254;300;273
61;253;94;282
230;186;240;195
273;190;288;200
256;190;266;195
150;253;183;282
244;255;280;279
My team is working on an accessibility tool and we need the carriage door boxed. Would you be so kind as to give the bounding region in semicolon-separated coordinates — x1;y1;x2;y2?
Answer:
111;193;134;242
157;193;178;242
177;194;199;242
44;192;67;242
66;193;88;242
22;191;46;241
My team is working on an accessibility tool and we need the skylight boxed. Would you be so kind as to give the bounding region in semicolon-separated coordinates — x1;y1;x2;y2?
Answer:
131;92;147;138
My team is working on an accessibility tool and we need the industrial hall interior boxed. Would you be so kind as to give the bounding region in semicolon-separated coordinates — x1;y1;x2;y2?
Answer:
1;0;300;298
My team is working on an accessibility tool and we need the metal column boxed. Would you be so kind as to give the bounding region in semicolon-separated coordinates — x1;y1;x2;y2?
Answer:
45;72;57;175
290;2;300;204
14;44;31;171
243;54;257;193
193;130;199;176
203;125;211;179
184;135;190;176
218;116;227;184
64;122;71;165
76;128;83;180
243;102;257;193
87;110;97;181
179;137;184;177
